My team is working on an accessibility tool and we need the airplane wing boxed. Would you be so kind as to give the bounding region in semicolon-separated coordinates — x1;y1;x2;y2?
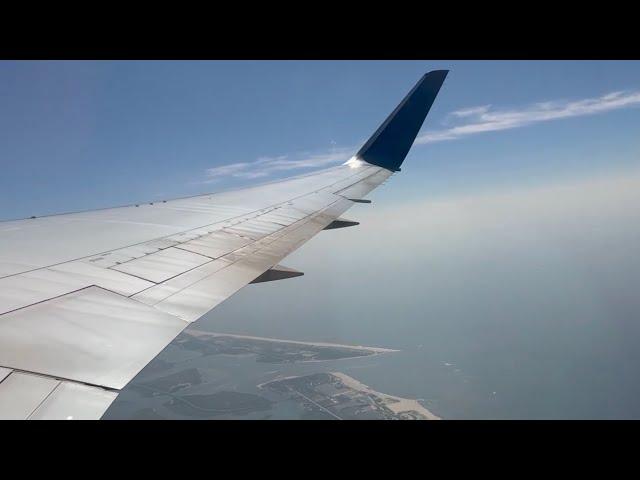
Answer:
0;70;448;419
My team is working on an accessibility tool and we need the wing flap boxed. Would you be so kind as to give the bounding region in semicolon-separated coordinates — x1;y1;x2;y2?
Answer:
0;262;154;315
0;286;187;390
0;371;60;420
131;258;233;306
175;231;253;259
0;370;118;420
110;247;212;283
28;381;118;420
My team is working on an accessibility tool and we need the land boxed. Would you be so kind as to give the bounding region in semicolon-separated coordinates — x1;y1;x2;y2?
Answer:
164;391;273;418
179;329;398;364
105;330;441;420
132;368;202;397
260;372;440;420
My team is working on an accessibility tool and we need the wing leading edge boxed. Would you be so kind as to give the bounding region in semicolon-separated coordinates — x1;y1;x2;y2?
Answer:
0;70;448;419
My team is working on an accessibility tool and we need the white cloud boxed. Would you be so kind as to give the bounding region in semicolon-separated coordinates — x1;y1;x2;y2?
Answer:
449;105;492;118
204;148;353;183
205;162;253;179
203;88;640;181
416;89;640;145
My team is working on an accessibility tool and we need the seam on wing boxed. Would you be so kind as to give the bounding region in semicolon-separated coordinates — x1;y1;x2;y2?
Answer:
0;285;93;318
0;368;122;393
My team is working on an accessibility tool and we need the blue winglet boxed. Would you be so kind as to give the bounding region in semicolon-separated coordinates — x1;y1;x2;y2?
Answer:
355;70;448;172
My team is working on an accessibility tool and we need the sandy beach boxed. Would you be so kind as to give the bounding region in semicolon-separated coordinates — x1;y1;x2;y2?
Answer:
332;372;440;420
187;329;400;354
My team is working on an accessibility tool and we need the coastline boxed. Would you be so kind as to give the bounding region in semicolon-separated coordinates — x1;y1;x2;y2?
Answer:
187;329;400;354
331;372;441;420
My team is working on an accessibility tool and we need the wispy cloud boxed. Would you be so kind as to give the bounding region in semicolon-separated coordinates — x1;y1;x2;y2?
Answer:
204;148;354;183
203;89;640;182
416;90;640;144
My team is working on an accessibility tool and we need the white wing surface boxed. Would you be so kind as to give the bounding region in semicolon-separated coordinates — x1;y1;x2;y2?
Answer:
0;70;448;419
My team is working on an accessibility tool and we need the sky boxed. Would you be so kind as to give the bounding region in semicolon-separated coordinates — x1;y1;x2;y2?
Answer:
1;61;640;219
3;61;640;418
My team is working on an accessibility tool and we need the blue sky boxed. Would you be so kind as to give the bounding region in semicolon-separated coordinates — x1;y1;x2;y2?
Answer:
1;60;640;220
